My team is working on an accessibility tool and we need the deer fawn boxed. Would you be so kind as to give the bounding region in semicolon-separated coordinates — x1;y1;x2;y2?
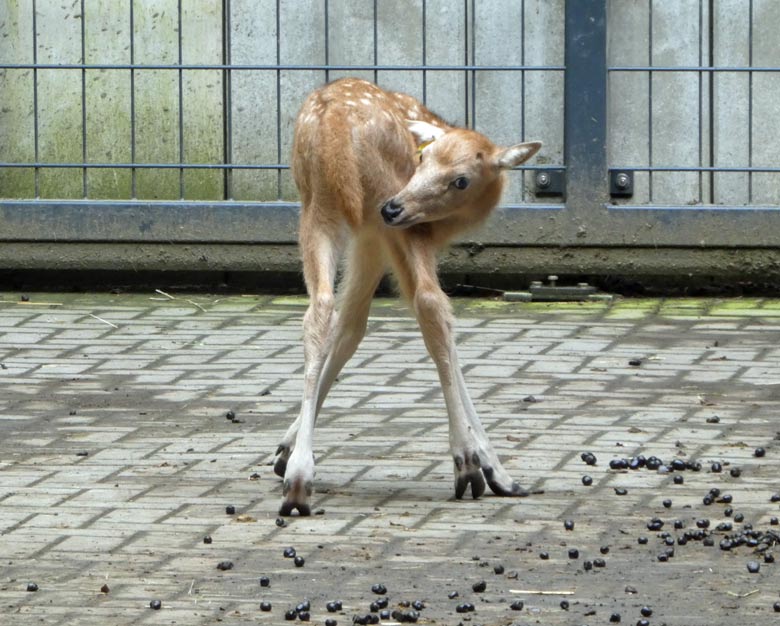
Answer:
275;78;541;515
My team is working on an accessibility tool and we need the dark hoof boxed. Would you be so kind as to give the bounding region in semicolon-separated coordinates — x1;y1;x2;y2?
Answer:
454;453;487;499
273;445;289;478
279;500;312;517
483;466;530;497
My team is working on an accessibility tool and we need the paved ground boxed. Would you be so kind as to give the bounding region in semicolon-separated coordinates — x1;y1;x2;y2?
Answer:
1;292;780;626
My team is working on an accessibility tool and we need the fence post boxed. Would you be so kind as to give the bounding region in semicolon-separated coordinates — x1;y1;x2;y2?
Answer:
564;0;607;215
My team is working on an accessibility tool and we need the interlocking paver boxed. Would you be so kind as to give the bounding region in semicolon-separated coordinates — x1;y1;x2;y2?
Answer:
2;293;780;625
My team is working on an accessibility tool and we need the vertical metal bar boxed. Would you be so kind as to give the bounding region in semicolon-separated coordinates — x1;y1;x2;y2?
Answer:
421;0;427;104
177;0;184;199
32;0;40;198
324;0;330;84
222;0;233;200
373;0;378;84
700;0;705;203
80;0;87;198
706;0;714;204
648;0;654;203
130;0;137;199
467;0;475;129
278;1;285;201
748;0;754;203
521;0;526;201
462;0;469;126
564;0;607;211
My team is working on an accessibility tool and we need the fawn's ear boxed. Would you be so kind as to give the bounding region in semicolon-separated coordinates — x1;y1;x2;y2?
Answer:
406;120;446;147
496;141;543;169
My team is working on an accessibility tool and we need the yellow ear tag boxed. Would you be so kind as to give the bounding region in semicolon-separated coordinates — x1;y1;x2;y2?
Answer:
417;139;434;154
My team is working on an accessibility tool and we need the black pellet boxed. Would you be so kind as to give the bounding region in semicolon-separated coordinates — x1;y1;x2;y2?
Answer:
283;547;297;558
640;606;653;617
609;612;621;622
149;599;162;610
216;561;234;571
582;475;593;486
472;580;487;593
225;505;236;515
294;556;305;567
568;548;580;559
747;560;760;573
371;583;387;595
26;583;38;592
564;519;575;531
260;576;270;587
510;600;524;610
754;447;766;457
260;601;272;611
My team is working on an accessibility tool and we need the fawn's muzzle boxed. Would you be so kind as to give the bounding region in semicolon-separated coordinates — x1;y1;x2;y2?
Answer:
380;198;404;225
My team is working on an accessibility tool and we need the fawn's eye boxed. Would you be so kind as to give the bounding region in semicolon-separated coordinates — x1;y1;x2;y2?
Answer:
452;176;470;190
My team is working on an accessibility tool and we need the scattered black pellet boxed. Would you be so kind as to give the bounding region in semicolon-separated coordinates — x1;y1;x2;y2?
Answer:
326;600;342;612
593;558;606;568
149;599;161;610
225;505;236;515
455;602;475;613
734;513;745;522
447;591;459;599
637;620;650;626
216;561;234;571
614;487;628;496
472;580;487;592
26;583;38;592
203;535;212;544
568;548;580;559
100;584;110;594
296;600;310;612
747;560;761;573
284;547;297;558
764;553;775;563
705;416;720;424
628;358;642;366
560;600;570;610
260;601;272;611
564;519;575;531
380;610;391;619
638;536;649;545
493;564;505;575
673;474;684;485
583;560;593;571
371;583;387;595
298;611;311;621
754;447;766;457
225;410;235;420
411;600;424;611
610;458;629;470
539;551;550;559
711;462;722;473
609;612;621;622
260;576;270;587
284;609;297;620
600;545;610;554
770;517;779;526
646;456;662;471
730;467;742;477
294;556;305;567
696;518;710;529
662;499;672;508
773;601;780;613
276;517;286;527
582;475;593;486
647;518;664;531
770;493;780;503
510;600;525;610
640;606;653;617
581;452;597;466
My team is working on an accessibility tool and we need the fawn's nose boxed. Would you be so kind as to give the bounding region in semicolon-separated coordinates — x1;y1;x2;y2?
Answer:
381;198;404;224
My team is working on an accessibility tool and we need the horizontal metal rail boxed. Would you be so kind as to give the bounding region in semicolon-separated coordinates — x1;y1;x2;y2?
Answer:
0;63;564;72
612;166;780;174
609;65;780;73
0;162;563;171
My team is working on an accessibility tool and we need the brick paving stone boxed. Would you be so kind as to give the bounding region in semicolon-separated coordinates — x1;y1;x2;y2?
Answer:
2;293;780;625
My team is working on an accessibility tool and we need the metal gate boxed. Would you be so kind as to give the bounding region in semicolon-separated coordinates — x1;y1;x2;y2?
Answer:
0;1;778;270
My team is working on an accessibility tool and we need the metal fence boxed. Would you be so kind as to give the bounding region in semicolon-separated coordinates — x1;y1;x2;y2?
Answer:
0;0;563;206
608;0;780;207
1;0;779;252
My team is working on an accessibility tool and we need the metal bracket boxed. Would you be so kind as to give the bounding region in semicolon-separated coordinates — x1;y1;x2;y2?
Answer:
609;170;634;197
534;169;565;197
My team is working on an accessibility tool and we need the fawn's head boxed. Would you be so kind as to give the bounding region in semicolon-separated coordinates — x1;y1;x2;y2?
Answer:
380;121;541;229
